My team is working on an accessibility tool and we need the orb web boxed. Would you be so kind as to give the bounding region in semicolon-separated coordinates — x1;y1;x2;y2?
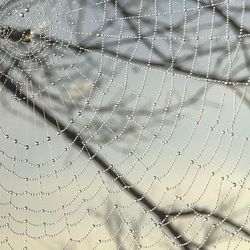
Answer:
0;0;250;249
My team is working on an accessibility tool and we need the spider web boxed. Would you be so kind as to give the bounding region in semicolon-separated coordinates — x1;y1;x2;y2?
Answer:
0;0;250;249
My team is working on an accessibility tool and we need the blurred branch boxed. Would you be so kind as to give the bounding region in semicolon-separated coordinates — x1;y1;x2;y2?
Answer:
0;71;196;250
0;1;250;249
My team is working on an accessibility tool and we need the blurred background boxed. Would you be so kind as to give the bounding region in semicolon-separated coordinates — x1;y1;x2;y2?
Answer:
0;0;250;249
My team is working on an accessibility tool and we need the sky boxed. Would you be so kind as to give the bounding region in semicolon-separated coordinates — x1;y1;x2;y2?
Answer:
0;0;250;249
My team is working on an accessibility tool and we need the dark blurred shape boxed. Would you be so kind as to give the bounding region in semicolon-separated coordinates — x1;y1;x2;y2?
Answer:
0;26;33;43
